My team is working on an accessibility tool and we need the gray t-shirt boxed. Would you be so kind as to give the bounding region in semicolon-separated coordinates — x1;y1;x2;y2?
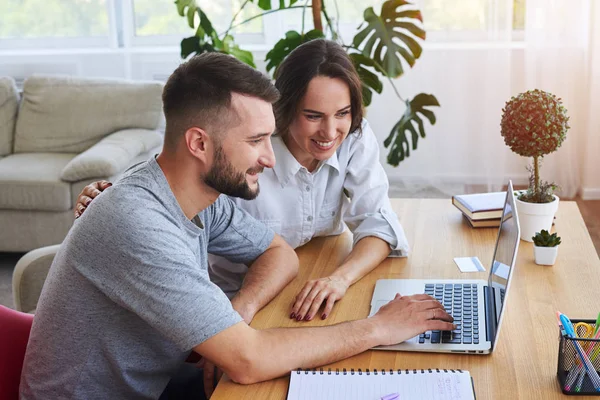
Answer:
20;157;274;399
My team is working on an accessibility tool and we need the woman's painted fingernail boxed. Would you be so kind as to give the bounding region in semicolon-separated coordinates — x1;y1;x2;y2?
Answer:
321;313;327;320
296;315;302;321
290;312;296;319
304;315;311;321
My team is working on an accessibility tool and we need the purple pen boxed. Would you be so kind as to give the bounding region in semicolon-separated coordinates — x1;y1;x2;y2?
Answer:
381;393;400;400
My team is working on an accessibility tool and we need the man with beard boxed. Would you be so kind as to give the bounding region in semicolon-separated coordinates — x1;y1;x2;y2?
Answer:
20;53;454;400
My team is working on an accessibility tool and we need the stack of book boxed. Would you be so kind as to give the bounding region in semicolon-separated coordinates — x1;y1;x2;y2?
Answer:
452;192;505;228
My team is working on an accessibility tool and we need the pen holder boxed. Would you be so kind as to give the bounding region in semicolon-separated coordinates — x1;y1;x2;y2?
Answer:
557;319;600;395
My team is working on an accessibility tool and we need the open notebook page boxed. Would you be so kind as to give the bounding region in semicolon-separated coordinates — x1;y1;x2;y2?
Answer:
287;370;475;400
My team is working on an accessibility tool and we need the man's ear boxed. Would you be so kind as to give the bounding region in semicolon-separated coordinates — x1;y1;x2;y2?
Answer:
184;127;212;163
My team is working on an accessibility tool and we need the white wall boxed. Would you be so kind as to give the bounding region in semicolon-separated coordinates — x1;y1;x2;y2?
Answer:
1;44;597;198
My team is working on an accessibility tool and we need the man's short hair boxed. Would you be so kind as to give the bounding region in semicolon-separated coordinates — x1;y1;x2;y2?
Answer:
162;53;280;149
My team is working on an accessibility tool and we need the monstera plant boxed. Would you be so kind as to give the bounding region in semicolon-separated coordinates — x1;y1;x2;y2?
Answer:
174;0;439;166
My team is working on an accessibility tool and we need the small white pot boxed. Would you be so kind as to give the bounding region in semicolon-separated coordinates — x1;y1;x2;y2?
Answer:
534;245;559;266
515;195;559;242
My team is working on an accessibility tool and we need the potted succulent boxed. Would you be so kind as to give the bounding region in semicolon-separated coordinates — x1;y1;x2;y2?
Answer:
501;89;570;242
532;229;561;265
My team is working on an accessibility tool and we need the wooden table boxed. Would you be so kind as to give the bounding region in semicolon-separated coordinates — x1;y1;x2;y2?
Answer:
212;199;600;399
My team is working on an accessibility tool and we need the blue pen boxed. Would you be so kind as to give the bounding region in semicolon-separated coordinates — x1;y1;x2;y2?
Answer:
560;314;600;392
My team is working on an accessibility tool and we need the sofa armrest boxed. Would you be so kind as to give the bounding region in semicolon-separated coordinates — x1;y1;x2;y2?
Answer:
12;244;61;313
60;128;162;182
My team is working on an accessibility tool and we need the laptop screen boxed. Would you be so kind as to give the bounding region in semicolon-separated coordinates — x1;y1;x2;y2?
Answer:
487;181;520;340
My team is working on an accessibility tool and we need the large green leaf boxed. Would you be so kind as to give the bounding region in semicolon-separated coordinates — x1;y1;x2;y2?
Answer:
353;0;425;78
349;53;383;107
219;35;256;67
250;0;299;11
180;36;214;59
175;0;193;17
176;1;253;67
180;34;254;67
265;29;325;73
197;8;215;37
174;0;215;36
383;93;440;166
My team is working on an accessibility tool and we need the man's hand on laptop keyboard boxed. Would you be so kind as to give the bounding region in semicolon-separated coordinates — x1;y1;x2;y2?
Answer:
371;293;456;346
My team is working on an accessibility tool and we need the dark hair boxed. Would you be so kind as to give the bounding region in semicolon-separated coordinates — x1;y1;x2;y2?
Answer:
162;52;280;149
273;39;363;137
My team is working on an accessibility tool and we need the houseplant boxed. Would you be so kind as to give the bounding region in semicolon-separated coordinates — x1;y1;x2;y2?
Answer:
174;0;439;167
532;229;561;265
500;89;570;241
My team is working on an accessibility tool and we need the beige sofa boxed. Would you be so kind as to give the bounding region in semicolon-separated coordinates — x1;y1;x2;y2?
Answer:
0;75;164;252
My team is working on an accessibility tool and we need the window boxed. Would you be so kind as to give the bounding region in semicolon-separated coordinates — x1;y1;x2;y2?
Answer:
131;0;264;46
0;0;110;47
288;0;527;46
132;0;191;37
0;0;527;51
420;0;489;31
513;0;525;30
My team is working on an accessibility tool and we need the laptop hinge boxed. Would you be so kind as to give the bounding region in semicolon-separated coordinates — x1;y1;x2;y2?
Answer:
483;286;497;347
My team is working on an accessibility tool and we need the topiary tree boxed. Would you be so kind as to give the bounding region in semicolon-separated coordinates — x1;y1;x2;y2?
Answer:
500;89;570;203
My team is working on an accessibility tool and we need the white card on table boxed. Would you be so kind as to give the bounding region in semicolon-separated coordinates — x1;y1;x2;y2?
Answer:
454;257;486;272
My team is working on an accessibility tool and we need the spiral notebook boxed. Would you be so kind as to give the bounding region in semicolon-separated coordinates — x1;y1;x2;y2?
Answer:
287;368;475;400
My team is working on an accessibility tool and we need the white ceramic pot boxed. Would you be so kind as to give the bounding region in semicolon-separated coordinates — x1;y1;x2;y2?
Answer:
515;195;559;242
533;245;559;265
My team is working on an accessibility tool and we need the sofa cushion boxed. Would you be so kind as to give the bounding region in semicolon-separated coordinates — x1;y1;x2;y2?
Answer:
0;77;19;156
13;75;164;154
0;153;76;211
61;128;162;182
68;144;161;208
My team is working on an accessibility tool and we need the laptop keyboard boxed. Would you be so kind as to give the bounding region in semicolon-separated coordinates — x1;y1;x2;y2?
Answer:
419;283;480;345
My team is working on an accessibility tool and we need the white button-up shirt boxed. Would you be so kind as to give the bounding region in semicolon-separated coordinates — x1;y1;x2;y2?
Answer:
209;119;409;297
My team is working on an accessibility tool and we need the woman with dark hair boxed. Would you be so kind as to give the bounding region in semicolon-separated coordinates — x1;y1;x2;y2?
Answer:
75;39;409;322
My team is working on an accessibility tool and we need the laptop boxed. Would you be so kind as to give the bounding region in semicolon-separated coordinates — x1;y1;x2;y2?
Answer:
369;180;520;354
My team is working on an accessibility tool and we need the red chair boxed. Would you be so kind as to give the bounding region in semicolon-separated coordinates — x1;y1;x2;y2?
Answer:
0;305;34;400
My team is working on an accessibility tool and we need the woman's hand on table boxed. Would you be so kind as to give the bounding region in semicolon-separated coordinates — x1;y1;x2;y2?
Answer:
290;275;349;321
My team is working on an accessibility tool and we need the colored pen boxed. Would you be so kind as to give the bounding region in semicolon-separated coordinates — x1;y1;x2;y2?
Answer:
560;313;600;391
575;370;586;393
556;311;566;335
576;318;600;391
381;393;399;400
561;313;590;391
560;313;600;392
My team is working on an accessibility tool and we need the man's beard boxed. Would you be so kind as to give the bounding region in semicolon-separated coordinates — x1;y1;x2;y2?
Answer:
204;145;262;200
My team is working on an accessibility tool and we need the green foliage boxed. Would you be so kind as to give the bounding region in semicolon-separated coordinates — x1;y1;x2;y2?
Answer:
174;0;438;165
175;0;255;67
348;1;438;162
251;0;300;11
349;53;383;107
384;94;439;166
265;29;326;73
516;164;558;203
353;0;425;78
532;229;561;247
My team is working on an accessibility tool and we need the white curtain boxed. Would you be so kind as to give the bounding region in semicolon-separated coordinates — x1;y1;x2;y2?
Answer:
523;0;592;199
376;0;598;199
